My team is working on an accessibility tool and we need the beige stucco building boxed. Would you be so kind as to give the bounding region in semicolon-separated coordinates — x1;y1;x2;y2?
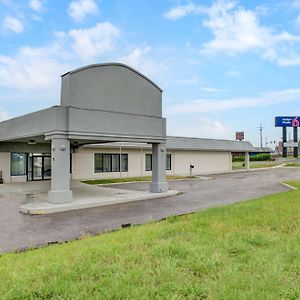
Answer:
72;136;254;180
0;63;255;205
0;135;255;184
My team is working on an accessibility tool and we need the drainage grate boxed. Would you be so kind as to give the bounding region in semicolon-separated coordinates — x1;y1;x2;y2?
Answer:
121;223;131;228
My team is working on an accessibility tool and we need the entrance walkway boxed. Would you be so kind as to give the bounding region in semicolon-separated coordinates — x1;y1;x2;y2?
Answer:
18;181;179;214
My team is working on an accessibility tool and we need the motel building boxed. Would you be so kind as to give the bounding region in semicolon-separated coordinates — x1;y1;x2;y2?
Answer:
0;63;255;212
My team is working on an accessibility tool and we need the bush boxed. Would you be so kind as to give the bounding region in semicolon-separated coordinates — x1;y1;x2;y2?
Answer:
232;156;245;162
232;153;271;162
250;153;271;161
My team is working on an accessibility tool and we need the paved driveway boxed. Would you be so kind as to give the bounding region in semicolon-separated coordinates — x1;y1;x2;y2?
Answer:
0;168;299;253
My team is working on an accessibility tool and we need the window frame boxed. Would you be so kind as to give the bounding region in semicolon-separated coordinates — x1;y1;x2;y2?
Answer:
166;153;172;170
11;153;27;176
145;153;152;171
145;153;172;171
94;153;128;173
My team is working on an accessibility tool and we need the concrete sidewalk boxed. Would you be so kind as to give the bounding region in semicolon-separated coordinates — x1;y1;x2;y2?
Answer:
20;182;180;214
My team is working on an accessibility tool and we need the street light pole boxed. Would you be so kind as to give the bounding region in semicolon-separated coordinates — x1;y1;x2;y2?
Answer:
258;124;263;148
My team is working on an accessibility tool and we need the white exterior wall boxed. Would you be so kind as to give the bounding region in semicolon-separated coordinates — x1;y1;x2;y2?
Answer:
172;150;232;176
0;152;10;183
72;148;146;180
71;147;232;180
11;176;27;183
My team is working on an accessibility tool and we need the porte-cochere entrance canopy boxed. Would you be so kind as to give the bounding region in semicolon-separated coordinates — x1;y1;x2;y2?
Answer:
0;63;168;204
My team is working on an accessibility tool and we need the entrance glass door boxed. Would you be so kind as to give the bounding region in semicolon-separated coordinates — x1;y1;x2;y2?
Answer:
27;154;51;181
33;156;43;180
43;156;51;180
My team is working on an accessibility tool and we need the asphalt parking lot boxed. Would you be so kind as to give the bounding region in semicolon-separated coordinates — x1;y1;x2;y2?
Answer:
0;168;299;253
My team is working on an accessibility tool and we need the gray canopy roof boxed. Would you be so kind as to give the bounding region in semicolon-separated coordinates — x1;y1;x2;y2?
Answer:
166;136;255;152
85;136;255;153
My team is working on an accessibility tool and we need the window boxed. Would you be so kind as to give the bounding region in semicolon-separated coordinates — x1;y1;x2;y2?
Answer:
121;154;128;172
94;153;128;173
166;154;172;170
11;153;27;176
145;154;152;171
145;154;172;171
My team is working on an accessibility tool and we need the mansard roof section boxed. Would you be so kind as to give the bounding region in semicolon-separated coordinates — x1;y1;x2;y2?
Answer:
84;136;256;153
60;63;163;118
0;106;68;142
166;136;255;152
62;63;162;92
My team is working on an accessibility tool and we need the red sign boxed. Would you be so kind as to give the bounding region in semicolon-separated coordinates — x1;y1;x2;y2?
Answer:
292;117;299;127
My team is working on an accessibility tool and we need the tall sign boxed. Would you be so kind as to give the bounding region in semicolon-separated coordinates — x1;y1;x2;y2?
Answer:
235;131;245;141
275;116;299;158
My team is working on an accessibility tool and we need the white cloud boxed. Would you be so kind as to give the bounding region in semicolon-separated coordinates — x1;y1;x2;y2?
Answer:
200;86;225;93
68;22;120;61
2;16;24;34
119;46;159;77
175;76;200;85
276;55;300;66
29;0;43;11
0;22;121;90
168;88;300;114
201;1;300;58
164;4;206;20
68;0;98;22
226;69;241;77
292;0;300;9
0;109;9;121
296;13;300;27
165;1;300;66
0;44;70;90
167;116;231;139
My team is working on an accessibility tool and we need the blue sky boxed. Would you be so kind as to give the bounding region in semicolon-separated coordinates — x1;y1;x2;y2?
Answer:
1;0;300;146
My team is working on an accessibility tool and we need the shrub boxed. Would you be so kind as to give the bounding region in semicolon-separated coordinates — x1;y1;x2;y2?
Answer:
250;153;271;161
232;153;271;162
232;156;245;162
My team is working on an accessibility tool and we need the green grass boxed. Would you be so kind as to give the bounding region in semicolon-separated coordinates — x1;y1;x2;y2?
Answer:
284;180;300;189
82;175;192;185
2;188;300;299
284;163;300;167
232;161;279;170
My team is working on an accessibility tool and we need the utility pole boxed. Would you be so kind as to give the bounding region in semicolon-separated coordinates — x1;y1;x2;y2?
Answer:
258;124;263;148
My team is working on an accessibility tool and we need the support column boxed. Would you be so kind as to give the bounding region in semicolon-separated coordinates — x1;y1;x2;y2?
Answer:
244;152;250;170
150;143;168;193
282;127;287;158
48;137;73;204
293;126;298;158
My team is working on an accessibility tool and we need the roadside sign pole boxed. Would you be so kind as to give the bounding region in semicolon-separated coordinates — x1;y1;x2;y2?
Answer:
283;127;287;158
294;127;298;158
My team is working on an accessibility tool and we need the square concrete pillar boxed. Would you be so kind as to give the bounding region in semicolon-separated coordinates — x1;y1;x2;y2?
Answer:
48;137;73;204
244;152;250;170
150;143;168;193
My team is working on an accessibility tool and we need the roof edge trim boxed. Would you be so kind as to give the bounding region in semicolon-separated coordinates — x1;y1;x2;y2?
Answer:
61;63;163;92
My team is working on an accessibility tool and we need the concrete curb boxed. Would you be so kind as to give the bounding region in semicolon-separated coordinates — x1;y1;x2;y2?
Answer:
81;177;202;187
280;182;298;191
20;190;182;215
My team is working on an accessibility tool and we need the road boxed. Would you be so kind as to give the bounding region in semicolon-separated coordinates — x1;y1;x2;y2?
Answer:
0;167;299;253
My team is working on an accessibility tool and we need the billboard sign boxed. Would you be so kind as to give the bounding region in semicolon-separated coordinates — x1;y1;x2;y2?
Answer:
275;116;300;127
283;142;298;147
235;131;245;140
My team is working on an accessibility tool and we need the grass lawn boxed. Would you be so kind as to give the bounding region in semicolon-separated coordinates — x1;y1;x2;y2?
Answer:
284;180;300;189
82;175;192;185
232;161;279;170
1;185;300;298
284;163;300;167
